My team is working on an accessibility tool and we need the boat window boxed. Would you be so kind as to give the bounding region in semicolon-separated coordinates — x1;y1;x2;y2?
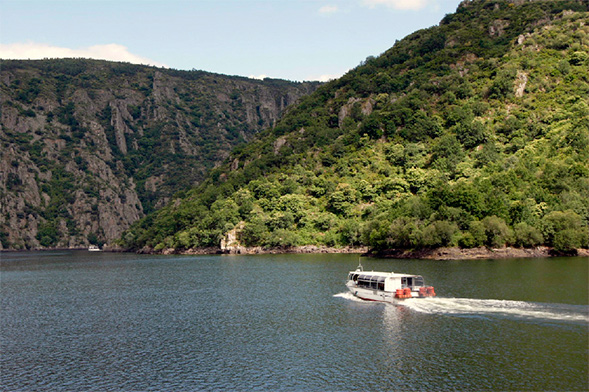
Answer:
357;275;371;288
356;275;390;290
348;273;360;281
401;277;415;287
415;276;424;287
377;277;385;291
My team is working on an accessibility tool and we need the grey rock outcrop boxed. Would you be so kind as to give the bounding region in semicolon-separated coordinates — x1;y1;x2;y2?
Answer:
0;59;319;249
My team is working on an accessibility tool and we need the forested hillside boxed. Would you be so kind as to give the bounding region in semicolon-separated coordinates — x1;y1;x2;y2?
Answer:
0;60;318;249
121;0;589;255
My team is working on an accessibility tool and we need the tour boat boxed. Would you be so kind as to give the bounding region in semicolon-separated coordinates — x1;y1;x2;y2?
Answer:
88;245;102;252
346;263;435;302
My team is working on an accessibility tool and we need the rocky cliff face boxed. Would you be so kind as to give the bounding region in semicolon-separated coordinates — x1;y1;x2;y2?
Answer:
0;59;319;249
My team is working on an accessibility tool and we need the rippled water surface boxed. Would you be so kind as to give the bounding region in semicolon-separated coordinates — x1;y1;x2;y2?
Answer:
1;251;587;391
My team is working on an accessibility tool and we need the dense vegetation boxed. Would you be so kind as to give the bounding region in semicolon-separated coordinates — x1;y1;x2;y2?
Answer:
122;0;589;255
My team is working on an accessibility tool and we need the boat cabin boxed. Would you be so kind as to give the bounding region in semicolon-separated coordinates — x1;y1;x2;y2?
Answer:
348;271;425;292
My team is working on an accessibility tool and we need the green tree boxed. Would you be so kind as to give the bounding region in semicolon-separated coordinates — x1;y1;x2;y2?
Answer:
455;120;487;149
241;217;269;246
37;222;60;248
327;184;357;216
553;229;585;254
430;134;464;173
542;210;588;252
420;220;458;248
458;220;487;248
340;218;363;246
513;222;543;248
481;216;513;248
386;217;421;249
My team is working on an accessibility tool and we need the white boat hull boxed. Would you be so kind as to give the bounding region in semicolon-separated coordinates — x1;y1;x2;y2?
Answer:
346;283;418;303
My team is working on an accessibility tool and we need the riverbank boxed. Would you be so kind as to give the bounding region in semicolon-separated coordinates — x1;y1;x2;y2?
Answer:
133;245;589;260
374;246;589;260
145;245;370;256
2;245;587;260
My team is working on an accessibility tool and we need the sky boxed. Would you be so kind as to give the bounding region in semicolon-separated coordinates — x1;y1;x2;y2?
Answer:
0;0;462;82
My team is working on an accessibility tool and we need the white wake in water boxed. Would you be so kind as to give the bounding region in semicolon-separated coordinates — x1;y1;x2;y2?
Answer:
400;297;589;324
334;292;589;324
333;292;366;302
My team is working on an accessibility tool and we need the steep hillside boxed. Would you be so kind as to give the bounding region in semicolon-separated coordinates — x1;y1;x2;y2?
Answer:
122;0;589;255
0;60;319;249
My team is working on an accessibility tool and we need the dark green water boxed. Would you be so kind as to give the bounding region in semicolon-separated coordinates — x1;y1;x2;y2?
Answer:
1;251;587;391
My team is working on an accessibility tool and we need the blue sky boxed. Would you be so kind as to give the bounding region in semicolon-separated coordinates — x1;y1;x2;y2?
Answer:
1;0;461;81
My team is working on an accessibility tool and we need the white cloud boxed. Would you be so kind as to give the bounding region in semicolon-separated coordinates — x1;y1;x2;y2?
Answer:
304;70;348;82
0;42;167;67
318;5;339;14
362;0;430;11
314;73;340;82
249;74;269;80
249;72;342;82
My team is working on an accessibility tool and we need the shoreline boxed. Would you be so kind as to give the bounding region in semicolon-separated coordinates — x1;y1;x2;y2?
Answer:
144;245;589;260
150;245;371;256
2;245;588;260
373;246;589;260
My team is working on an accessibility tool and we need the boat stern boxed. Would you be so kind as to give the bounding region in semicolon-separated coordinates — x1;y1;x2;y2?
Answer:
418;286;436;298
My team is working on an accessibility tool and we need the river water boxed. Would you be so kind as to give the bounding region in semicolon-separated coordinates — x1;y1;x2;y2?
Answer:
1;251;587;391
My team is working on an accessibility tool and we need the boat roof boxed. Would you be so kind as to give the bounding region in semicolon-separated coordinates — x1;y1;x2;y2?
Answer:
349;270;422;278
